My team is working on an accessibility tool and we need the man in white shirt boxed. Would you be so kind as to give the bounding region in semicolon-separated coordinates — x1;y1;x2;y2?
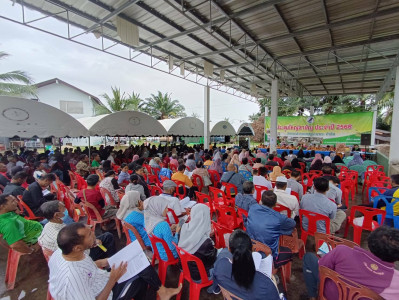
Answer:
160;180;186;223
38;200;116;261
107;152;116;164
287;170;304;200
49;222;181;300
253;167;273;200
274;176;299;218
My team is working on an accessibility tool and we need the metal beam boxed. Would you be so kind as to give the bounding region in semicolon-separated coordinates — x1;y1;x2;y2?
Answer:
376;52;399;100
298;68;390;80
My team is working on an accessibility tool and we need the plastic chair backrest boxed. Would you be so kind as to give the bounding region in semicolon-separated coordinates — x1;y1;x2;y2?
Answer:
148;234;176;262
166;208;179;225
282;169;291;178
207;170;221;187
318;266;384;300
69;163;76;172
74;172;87;190
251;239;272;256
309;170;323;176
273;203;292;218
121;220;146;249
152;167;161;177
99;187;117;206
170;164;177;173
239;170;252;181
195;191;211;205
254;185;268;202
173;243;212;284
143;164;152;174
211;221;233;249
209;186;229;207
217;206;240;229
370;196;397;220
366;165;384;173
298;162;306;171
147;174;160;185
41;247;54;262
82;200;104;222
160;175;169;183
291;191;300;202
149;185;163;196
221;182;238;199
191;174;204;192
16;195;43;220
350;205;386;230
299;209;331;235
68;170;77;189
172;180;187;199
314;232;358;253
303;173;320;188
336;165;348;173
368;186;389;203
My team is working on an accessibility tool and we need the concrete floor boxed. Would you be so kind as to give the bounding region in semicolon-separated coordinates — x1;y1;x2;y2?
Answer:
0;189;384;300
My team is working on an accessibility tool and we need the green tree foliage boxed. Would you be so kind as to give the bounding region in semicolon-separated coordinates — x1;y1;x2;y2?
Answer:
378;91;394;126
142;91;186;120
0;51;36;97
95;87;144;115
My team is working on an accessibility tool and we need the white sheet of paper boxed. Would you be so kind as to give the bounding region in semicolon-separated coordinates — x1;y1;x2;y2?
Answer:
107;240;150;283
180;197;196;209
252;252;273;278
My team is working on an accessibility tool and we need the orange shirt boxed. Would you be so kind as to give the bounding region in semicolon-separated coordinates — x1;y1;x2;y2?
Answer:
171;172;193;187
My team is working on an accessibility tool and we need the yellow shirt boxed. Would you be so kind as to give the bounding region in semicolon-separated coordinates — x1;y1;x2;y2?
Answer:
392;189;399;215
203;160;213;166
172;172;193;187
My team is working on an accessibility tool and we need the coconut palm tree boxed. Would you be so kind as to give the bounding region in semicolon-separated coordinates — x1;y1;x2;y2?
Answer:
94;87;143;115
143;91;186;120
0;51;36;96
378;91;394;125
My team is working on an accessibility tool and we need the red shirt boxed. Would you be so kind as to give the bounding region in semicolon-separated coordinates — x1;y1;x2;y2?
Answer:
77;189;104;219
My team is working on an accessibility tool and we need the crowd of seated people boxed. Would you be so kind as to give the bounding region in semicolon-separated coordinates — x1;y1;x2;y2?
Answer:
0;143;398;300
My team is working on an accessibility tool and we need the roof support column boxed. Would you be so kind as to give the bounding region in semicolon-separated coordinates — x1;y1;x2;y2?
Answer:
270;78;279;153
389;66;399;175
371;104;377;146
204;85;210;150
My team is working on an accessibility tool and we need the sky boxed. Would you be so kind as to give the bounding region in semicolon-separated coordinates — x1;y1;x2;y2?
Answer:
0;1;259;129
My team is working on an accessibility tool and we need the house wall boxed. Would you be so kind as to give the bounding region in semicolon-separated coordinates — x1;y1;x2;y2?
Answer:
36;82;96;119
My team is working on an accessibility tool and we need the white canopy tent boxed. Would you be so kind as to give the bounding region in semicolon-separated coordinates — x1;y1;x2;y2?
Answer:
159;117;204;136
0;96;89;138
235;123;255;136
210;121;236;136
79;111;168;136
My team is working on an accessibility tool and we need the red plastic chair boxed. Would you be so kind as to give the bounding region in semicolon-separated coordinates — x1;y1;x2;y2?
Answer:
160;175;170;183
273;203;292;218
147;174;161;186
221;182;238;200
299;209;331;246
336;165;348;173
121;220;146;250
99;187;119;207
74;172;88;190
318;266;384;300
4;248;25;290
291;191;300;202
209;186;232;207
207;170;221;188
170;164;177;173
166;208;179;225
340;180;352;208
173;243;213;300
152;167;161;177
195;191;213;216
302;173;321;192
68;170;77;189
143;164;152;174
211;221;233;249
344;206;386;245
367;186;389;204
172;180;187;199
254;185;268;202
191;174;204;193
309;170;323;176
282;169;291;178
64;187;86;222
298;162;306;171
148;185;163;196
82;201;121;239
148;234;179;285
69;163;77;172
314;232;358;257
16;195;44;221
366;165;384;173
216;206;242;230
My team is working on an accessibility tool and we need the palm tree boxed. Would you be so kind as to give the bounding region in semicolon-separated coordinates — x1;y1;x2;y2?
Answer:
378;91;394;125
143;91;186;120
0;51;36;96
94;87;143;115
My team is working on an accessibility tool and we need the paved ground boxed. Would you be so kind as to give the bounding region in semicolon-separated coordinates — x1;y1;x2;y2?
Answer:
0;189;388;300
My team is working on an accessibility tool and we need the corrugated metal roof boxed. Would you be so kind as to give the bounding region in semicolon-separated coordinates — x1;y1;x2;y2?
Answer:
6;0;399;97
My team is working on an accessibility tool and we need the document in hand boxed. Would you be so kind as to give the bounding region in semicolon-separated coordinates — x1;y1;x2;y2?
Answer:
108;240;150;283
179;197;196;209
252;252;273;278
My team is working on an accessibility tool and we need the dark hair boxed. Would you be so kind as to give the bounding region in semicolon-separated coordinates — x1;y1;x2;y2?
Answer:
321;166;333;175
242;157;248;165
178;164;186;172
188;154;194;160
196;160;203;168
134;164;144;172
258;167;268;177
41;173;56;182
297;149;305;158
242;181;254;194
330;176;340;185
86;174;100;186
390;174;399;185
121;163;127;169
57;223;86;255
261;190;277;207
276;181;287;189
0;193;12;206
204;154;211;161
34;161;42;168
268;154;274;160
291;170;301;178
105;170;115;177
310;150;316;157
289;150;293;154
92;153;99;158
255;158;261;163
12;171;28;181
229;229;256;289
130;174;139;183
102;160;112;172
313;177;329;193
368;226;399;263
40;200;61;220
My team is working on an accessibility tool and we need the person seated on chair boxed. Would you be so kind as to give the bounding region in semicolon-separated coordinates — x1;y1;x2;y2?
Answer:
209;229;280;299
192;160;212;188
303;226;399;300
48;222;182;300
265;154;278;167
91;153;101;168
351;144;361;152
246;191;296;268
99;170;121;205
177;203;217;282
125;174;146;201
0;162;11;188
300;177;346;234
75;174;118;221
203;154;213;167
252;157;264;170
133;165;151;198
375;174;399;211
33;161;47;181
238;157;253;174
171;165;198;199
144;196;179;261
185;154;196;172
160;180;187;223
235;181;258;212
274;176;299;218
38;200;116;260
0;194;42;254
252;167;273;200
3;171;28;197
117;163;130;187
75;154;91;178
287;170;303;200
221;164;245;194
22;173;56;217
117;191;151;247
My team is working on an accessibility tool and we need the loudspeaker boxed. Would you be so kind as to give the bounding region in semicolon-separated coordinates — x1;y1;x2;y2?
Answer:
360;133;371;146
225;136;231;143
